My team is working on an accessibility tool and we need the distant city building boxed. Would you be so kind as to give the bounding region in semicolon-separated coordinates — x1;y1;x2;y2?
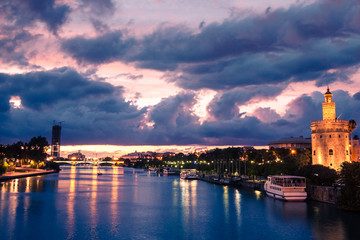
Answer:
268;136;311;149
351;136;360;162
121;151;174;162
68;151;85;161
51;123;62;158
311;88;350;170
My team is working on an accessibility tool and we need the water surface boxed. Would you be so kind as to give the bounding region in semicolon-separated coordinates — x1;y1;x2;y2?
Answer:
0;167;359;240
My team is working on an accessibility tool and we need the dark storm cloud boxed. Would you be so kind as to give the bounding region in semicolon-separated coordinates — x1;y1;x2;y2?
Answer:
80;0;115;15
0;67;116;111
1;79;359;146
0;0;70;34
176;37;360;89
0;68;147;144
145;93;202;144
61;31;136;64
207;86;284;120
0;30;36;66
61;0;360;89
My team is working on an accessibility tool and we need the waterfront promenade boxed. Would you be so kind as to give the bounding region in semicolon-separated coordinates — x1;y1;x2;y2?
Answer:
0;168;57;182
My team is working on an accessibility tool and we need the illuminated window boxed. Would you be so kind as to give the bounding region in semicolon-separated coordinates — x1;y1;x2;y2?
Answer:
329;149;333;155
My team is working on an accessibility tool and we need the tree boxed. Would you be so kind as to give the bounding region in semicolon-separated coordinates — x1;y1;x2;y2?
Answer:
349;119;357;144
338;162;360;211
296;164;338;186
27;136;49;163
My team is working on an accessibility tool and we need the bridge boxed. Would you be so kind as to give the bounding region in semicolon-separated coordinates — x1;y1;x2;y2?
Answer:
54;160;123;166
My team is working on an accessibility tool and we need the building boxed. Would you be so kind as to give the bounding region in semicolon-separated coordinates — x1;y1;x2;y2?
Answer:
310;88;350;170
51;123;62;158
268;136;311;149
351;136;360;162
68;151;85;161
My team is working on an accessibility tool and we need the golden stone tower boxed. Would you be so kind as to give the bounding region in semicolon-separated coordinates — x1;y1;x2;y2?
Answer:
311;88;350;170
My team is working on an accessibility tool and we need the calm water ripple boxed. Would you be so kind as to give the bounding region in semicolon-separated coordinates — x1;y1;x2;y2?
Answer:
0;166;359;240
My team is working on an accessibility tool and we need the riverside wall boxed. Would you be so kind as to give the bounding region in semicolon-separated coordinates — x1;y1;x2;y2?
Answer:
198;175;341;204
306;185;341;204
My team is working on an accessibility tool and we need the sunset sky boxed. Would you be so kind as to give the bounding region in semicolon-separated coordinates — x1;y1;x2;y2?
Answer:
1;0;360;156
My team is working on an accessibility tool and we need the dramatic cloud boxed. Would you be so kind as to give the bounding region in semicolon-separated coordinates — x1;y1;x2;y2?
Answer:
0;67;117;111
61;0;360;90
80;0;116;16
0;68;147;144
0;30;36;66
0;0;70;34
207;86;284;120
61;31;136;64
146;93;201;144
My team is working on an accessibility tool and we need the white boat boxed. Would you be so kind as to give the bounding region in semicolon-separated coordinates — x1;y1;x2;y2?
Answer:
180;169;197;180
264;175;307;201
163;167;177;175
148;167;157;172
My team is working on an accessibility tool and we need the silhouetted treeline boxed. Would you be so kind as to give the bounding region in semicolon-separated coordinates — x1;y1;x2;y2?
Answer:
132;147;313;177
1;136;50;174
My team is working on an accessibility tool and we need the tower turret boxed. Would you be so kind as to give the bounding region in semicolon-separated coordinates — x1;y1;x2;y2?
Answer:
322;87;335;120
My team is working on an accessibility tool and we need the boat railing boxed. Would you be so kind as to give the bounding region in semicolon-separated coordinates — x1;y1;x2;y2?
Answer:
271;181;305;187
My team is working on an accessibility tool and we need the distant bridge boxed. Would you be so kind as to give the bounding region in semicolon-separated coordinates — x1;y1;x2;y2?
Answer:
54;160;121;166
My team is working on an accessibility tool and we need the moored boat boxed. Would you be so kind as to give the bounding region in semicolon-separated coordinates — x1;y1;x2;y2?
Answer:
180;169;197;180
163;167;178;175
264;175;307;201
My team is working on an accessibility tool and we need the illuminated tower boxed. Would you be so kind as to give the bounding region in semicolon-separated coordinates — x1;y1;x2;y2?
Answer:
311;88;350;170
51;122;62;158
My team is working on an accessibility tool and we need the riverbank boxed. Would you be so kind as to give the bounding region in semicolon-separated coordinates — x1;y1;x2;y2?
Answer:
0;168;58;182
197;174;341;204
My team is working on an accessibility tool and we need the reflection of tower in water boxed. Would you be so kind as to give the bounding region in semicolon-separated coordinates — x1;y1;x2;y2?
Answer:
51;121;62;158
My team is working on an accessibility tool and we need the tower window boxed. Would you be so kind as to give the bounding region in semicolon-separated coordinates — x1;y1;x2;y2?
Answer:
339;135;341;138
329;149;333;155
320;135;322;138
346;150;349;155
313;150;316;156
329;135;331;138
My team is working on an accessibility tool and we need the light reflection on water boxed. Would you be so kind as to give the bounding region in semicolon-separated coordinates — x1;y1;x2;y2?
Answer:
0;166;359;240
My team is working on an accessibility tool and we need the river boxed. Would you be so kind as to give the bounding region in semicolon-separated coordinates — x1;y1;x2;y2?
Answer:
0;166;359;240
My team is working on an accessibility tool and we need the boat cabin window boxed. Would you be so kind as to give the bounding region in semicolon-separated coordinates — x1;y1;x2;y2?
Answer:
271;177;305;187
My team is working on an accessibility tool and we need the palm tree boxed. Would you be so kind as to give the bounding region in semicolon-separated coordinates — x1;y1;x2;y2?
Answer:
349;120;357;161
349;120;357;140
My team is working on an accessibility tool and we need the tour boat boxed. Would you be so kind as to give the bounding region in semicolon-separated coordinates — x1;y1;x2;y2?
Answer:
180;169;197;180
264;175;307;201
148;167;157;172
163;167;177;175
